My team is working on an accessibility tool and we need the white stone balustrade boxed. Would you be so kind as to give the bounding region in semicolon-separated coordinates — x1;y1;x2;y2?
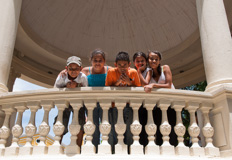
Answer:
171;101;189;156
186;102;205;156
0;87;223;158
144;99;159;155
158;99;175;155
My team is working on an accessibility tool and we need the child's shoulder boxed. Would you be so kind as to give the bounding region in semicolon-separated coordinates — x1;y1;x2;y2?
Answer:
128;68;138;73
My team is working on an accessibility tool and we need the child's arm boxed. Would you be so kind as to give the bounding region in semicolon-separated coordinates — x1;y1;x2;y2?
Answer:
120;73;132;86
138;69;152;86
54;74;66;88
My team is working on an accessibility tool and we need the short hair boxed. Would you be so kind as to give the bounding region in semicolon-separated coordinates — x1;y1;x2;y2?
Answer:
115;51;130;63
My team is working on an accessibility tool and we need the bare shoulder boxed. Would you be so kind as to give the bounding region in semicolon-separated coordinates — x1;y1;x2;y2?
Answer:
162;65;171;71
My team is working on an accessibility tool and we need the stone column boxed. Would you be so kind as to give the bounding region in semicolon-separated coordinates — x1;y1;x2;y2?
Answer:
82;99;96;155
171;101;189;156
5;103;27;156
130;99;143;155
199;103;220;157
144;99;159;155
196;0;232;91
33;100;54;155
0;0;22;93
98;99;111;154
0;105;16;156
186;102;204;156
19;101;40;155
48;100;68;155
158;99;175;155
65;100;82;155
115;100;127;154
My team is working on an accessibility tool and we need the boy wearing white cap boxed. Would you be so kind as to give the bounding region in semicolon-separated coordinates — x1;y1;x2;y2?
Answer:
55;56;88;88
54;56;87;147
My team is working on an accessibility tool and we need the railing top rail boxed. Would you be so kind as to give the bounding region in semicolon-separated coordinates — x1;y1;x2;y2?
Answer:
0;87;213;105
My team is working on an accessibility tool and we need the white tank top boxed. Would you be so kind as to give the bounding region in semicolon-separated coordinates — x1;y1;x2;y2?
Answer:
149;66;175;89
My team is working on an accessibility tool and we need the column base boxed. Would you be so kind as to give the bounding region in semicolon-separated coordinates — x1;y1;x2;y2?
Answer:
175;145;190;156
205;146;220;157
98;144;111;154
33;145;48;155
160;142;175;155
0;83;8;93
0;148;5;156
206;79;232;92
81;142;96;155
115;144;127;154
5;146;19;156
18;146;33;155
47;145;64;155
145;143;160;155
65;145;80;155
190;146;205;156
130;144;143;155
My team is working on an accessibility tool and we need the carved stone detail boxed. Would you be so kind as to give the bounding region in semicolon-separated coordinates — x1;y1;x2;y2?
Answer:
188;125;200;137
53;121;65;136
0;126;10;139
145;124;157;135
12;124;23;137
202;126;214;138
174;124;186;137
25;123;36;137
115;124;126;135
84;123;96;135
130;124;142;135
160;123;171;136
39;122;50;136
100;123;111;135
69;124;81;135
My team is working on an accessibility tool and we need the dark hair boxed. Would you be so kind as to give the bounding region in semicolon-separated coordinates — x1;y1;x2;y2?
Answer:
148;50;162;76
90;49;105;61
133;52;147;62
115;51;130;63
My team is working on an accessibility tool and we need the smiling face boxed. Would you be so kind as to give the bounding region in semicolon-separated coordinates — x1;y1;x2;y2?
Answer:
91;54;105;71
66;63;82;78
115;60;131;74
148;52;161;69
134;55;147;71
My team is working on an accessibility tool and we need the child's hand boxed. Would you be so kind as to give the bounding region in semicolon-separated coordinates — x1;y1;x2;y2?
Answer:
121;73;132;86
59;69;67;78
115;78;123;86
144;84;153;93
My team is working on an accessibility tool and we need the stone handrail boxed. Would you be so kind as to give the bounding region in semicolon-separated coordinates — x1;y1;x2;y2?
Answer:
0;87;220;157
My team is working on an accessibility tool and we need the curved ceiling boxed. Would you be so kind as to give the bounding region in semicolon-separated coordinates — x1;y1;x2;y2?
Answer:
14;0;232;88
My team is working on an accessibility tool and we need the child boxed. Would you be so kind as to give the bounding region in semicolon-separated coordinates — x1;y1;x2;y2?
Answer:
55;56;88;88
133;52;152;86
54;56;87;147
105;51;141;87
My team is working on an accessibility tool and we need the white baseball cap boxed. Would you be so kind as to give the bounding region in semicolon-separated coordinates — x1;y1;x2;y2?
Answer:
66;56;82;66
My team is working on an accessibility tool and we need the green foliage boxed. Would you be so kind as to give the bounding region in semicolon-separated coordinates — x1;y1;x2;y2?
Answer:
181;80;207;146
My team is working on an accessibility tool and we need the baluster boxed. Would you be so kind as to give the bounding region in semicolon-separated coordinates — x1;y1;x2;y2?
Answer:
33;100;54;155
130;99;143;154
144;99;159;155
5;103;27;156
115;100;127;154
186;102;204;156
158;99;175;155
82;99;96;154
171;101;189;155
98;99;111;154
19;101;40;155
65;99;82;155
199;103;220;157
48;100;68;155
0;105;16;156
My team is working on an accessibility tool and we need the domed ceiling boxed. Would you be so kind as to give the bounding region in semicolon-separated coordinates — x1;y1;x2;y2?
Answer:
14;0;232;88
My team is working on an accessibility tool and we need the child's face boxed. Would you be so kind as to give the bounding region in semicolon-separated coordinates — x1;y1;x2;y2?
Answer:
115;60;131;74
66;63;82;78
91;54;105;70
148;52;160;69
134;56;146;70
